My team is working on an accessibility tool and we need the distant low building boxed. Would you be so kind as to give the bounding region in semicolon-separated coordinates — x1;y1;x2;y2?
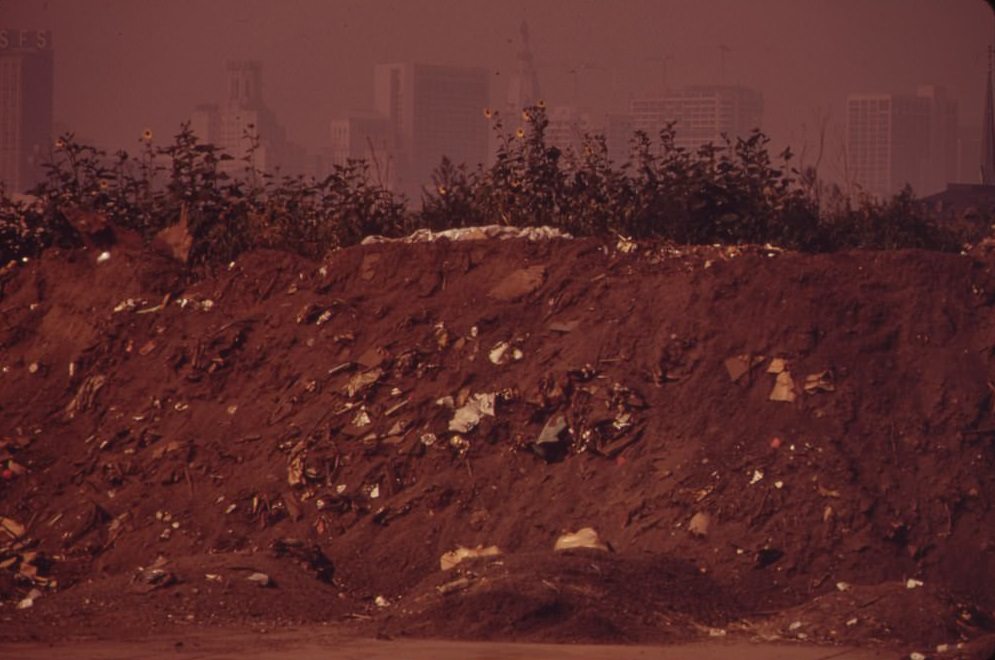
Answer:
629;85;763;152
0;29;53;193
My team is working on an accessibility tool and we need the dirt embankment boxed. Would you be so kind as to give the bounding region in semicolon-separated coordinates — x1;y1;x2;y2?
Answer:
2;235;995;656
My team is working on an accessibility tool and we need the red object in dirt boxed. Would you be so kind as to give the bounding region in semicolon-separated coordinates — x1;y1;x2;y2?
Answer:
1;468;13;480
769;437;782;449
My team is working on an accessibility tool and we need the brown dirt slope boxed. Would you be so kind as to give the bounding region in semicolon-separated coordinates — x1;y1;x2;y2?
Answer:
2;236;995;654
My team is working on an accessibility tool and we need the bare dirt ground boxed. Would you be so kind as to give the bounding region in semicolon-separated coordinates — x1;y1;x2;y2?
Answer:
3;232;995;658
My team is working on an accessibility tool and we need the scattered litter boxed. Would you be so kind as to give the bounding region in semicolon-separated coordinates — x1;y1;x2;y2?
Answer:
707;628;727;638
803;370;835;393
548;320;580;334
436;577;472;595
287;441;307;487
1;516;26;539
909;653;926;660
448;393;496;433
533;415;569;460
352;408;372;428
439;544;502;570
374;595;390;608
344;368;382;397
769;370;797;403
362;224;571;244
17;588;42;609
554;527;609;552
96;251;111;263
246;572;273;588
906;578;924;589
420;433;438;447
489;341;511;365
836;581;851;592
132;560;176;593
723;354;764;382
749;469;764;485
688;512;711;538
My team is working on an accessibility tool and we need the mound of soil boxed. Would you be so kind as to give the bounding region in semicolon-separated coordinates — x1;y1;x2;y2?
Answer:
2;234;995;655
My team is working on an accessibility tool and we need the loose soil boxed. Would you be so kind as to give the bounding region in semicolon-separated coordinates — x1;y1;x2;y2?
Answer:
2;233;995;658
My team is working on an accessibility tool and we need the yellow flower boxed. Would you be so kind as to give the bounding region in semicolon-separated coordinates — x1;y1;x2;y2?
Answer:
142;128;153;142
99;179;109;190
537;99;546;109
54;138;65;150
483;108;493;119
521;110;530;122
437;185;447;196
515;127;525;139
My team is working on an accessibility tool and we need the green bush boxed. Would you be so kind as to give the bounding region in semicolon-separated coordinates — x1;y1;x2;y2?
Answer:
0;107;979;268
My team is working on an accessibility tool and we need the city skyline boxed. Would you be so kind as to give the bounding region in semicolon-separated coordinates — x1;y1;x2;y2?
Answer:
1;2;988;157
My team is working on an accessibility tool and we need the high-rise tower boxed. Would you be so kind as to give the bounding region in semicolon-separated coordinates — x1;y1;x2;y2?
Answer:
0;29;53;193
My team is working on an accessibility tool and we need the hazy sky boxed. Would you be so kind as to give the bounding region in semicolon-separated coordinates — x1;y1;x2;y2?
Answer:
4;0;993;175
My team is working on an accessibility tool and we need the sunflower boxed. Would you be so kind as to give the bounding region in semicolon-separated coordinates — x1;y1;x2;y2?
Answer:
483;108;493;119
99;179;109;190
437;185;447;196
54;138;65;150
142;128;153;142
537;99;546;109
515;127;525;139
521;110;530;122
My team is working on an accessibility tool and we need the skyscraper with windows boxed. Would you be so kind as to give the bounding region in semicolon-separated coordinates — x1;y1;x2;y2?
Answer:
846;86;957;198
373;63;489;198
0;29;53;193
190;61;302;176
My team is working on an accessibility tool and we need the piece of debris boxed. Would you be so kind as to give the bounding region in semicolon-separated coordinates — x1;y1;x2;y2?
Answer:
486;341;523;365
533;415;569;460
65;374;107;419
344;368;382;397
246;572;273;588
132;561;176;593
287;440;307;487
769;370;797;402
439;544;502;570
1;516;26;539
749;469;764;485
436;576;472;595
688;512;711;538
547;320;579;334
448;393;496;433
803;371;835;393
554;527;609;552
906;578;924;589
723;354;765;382
17;588;42;609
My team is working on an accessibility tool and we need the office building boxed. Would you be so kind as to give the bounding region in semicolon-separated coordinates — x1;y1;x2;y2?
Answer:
190;61;302;176
629;85;763;152
0;29;53;193
326;113;392;175
846;86;957;199
374;63;489;198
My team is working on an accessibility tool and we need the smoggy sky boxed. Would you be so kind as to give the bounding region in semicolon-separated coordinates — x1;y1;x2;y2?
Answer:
3;0;993;177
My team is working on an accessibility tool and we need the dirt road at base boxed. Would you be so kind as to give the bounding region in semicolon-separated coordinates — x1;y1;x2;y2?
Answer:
0;628;896;660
